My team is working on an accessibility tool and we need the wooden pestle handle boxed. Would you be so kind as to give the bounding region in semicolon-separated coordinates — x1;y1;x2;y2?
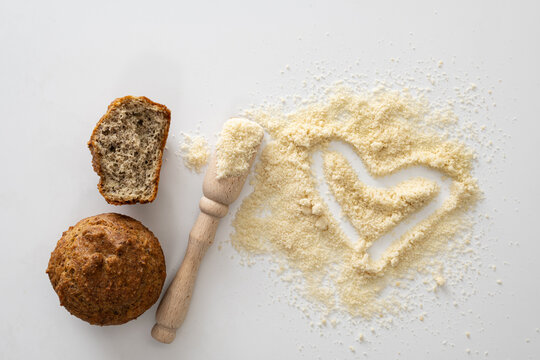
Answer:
152;149;259;344
151;197;227;343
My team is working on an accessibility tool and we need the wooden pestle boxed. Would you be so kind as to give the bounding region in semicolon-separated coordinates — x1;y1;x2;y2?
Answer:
151;134;262;344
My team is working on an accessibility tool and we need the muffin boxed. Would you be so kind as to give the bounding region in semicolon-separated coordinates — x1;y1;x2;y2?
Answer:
46;213;166;325
88;96;171;205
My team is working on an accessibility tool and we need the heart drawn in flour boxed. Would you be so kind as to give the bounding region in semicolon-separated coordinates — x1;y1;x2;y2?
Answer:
312;141;453;275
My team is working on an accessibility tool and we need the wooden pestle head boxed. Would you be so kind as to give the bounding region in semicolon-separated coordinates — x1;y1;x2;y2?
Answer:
202;148;260;205
202;118;263;205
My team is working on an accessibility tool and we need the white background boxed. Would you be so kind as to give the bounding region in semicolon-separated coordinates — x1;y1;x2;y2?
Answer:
1;1;540;359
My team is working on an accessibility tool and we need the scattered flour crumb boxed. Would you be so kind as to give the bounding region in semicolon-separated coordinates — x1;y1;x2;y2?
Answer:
435;275;446;287
179;134;210;173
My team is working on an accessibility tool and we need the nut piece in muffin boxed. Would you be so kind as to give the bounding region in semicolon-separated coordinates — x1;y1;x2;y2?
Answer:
88;96;171;205
46;213;166;325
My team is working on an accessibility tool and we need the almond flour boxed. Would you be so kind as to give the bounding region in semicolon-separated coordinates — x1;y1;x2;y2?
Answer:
179;134;210;173
216;118;264;179
230;87;480;318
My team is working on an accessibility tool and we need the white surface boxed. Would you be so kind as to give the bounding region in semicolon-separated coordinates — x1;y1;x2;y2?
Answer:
1;0;540;359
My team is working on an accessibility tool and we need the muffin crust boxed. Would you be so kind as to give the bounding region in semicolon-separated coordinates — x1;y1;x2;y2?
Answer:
46;213;166;325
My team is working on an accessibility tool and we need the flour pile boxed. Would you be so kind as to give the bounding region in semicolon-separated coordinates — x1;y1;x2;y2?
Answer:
230;87;480;317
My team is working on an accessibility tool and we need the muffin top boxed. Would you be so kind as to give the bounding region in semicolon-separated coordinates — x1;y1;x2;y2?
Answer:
46;213;166;325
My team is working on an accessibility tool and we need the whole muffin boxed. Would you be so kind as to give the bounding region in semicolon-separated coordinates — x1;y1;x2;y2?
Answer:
46;213;166;325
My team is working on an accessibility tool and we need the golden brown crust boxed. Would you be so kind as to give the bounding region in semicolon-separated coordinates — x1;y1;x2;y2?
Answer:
88;96;171;205
46;213;166;325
